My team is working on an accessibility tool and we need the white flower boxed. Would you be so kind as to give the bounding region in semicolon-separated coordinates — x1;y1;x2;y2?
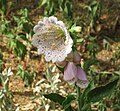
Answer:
32;16;73;63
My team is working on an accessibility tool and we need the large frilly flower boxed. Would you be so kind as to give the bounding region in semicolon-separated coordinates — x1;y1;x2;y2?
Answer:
32;16;73;63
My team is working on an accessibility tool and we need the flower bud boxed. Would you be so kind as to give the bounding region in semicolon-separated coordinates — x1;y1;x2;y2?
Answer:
70;26;82;33
66;51;73;62
56;61;67;68
74;26;82;33
64;62;77;85
75;66;88;88
73;51;81;64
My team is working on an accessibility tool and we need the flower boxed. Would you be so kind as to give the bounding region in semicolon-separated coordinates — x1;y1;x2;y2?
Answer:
64;62;88;88
64;62;77;85
66;51;81;64
75;66;88;88
73;51;81;64
32;16;73;63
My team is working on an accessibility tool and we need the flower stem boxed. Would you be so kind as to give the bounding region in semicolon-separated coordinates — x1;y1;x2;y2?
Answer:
77;85;81;111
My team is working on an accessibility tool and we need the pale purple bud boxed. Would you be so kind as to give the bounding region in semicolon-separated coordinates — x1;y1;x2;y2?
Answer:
56;61;68;68
66;51;73;62
75;67;88;88
64;62;77;85
73;51;81;64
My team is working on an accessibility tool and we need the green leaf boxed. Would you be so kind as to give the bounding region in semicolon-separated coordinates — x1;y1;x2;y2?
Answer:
88;36;96;41
9;39;16;49
87;78;119;103
16;40;26;59
22;22;33;33
13;16;20;23
17;34;29;41
80;81;94;110
39;0;48;7
87;43;98;51
77;38;84;43
0;60;4;65
81;81;94;104
44;93;74;111
62;94;75;109
65;106;74;111
83;59;98;71
56;64;64;73
44;93;65;105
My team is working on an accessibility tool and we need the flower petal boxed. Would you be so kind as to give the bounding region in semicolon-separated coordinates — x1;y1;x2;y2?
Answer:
64;62;77;85
75;67;88;88
49;16;57;24
44;50;52;62
56;20;65;28
43;17;49;24
33;22;45;32
76;80;89;88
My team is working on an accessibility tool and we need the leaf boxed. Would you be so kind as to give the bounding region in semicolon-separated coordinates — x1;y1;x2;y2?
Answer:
87;43;98;51
39;0;48;7
62;94;75;109
80;81;94;110
88;36;96;41
9;39;16;49
81;81;94;105
65;106;74;111
16;40;26;59
44;93;65;105
44;93;74;111
0;60;4;65
77;38;84;43
83;59;98;71
17;34;29;41
56;64;64;73
64;1;72;18
87;78;119;103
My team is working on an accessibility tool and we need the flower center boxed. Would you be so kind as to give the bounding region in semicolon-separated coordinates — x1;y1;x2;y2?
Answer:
49;24;64;35
47;25;66;50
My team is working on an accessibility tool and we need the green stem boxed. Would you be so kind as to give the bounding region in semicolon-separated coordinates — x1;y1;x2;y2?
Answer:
77;85;81;111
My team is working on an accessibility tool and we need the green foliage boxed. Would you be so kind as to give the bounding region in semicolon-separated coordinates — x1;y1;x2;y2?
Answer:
0;0;7;15
44;77;119;110
87;78;119;103
17;65;35;87
87;0;102;30
44;93;65;105
76;78;119;111
83;59;98;72
9;37;27;60
13;8;33;33
80;81;94;108
0;8;33;59
62;94;75;110
44;93;74;111
33;65;62;110
39;0;73;18
0;18;10;34
0;68;16;111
